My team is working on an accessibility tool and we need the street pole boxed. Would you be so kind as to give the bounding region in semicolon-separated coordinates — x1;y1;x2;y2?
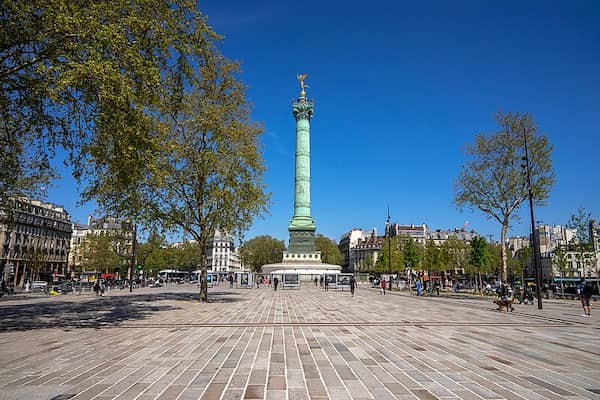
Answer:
130;222;136;293
387;206;392;291
523;130;543;310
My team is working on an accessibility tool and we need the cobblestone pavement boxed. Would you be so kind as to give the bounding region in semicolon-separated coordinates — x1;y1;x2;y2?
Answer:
1;283;599;400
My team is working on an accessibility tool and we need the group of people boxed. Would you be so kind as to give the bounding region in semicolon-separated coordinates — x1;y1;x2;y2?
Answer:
491;279;594;317
93;280;105;296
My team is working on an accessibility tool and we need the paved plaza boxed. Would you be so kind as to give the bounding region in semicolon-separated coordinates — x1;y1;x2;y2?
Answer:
0;284;599;400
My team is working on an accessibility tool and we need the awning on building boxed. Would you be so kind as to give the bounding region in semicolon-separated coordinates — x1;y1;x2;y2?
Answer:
553;277;598;282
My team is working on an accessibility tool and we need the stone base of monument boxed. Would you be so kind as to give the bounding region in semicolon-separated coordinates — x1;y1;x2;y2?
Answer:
261;250;341;279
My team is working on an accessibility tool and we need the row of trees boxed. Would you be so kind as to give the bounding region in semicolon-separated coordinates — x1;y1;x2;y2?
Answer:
368;235;511;288
75;232;201;277
2;1;269;301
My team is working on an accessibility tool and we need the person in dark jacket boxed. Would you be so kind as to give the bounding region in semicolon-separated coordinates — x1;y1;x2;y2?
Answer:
581;280;593;317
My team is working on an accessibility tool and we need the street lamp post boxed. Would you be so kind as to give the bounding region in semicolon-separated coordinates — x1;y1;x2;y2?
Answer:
386;206;392;291
129;222;137;293
522;130;543;310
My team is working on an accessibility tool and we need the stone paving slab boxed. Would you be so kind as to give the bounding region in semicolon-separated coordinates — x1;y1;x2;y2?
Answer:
0;283;599;400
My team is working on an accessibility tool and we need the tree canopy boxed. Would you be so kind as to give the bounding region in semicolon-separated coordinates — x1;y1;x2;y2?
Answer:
567;206;596;278
240;236;286;273
1;0;218;206
455;112;554;280
79;234;122;274
315;234;343;266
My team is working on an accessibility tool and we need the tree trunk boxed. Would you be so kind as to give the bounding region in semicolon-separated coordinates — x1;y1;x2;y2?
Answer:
500;222;508;282
199;246;208;302
560;269;564;295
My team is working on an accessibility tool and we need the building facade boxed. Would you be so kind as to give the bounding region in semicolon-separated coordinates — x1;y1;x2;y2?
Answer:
1;197;72;286
351;232;384;273
390;224;428;244
206;230;240;273
68;223;90;271
68;216;135;277
339;228;375;272
426;229;479;246
535;224;575;254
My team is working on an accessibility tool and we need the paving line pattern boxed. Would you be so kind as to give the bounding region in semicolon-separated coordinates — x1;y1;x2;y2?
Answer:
0;284;599;400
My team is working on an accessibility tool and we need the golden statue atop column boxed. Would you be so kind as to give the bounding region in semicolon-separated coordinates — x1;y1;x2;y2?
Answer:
297;73;308;97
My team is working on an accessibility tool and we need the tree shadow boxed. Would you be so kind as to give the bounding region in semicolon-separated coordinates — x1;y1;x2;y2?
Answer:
0;289;243;332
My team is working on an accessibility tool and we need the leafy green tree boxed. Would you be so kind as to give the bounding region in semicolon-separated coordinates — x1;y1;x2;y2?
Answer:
423;239;441;274
315;234;343;265
469;236;490;291
400;236;422;271
552;246;568;294
137;232;170;275
454;112;555;281
442;237;469;275
91;39;267;301
22;246;45;285
176;241;202;273
487;242;503;278
79;234;121;275
438;241;451;275
518;246;532;281
240;236;286;273
1;0;216;205
567;207;596;278
375;237;402;273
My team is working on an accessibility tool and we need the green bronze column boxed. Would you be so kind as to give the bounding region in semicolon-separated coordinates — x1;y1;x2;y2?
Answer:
288;74;316;252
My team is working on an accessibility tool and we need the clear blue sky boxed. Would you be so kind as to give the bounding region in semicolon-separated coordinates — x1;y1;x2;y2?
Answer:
48;0;600;245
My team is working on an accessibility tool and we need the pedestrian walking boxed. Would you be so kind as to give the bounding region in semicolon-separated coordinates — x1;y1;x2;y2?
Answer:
350;275;356;297
416;280;422;296
580;280;593;317
324;277;329;291
229;275;234;288
380;278;386;295
319;276;324;287
273;277;279;291
314;277;318;286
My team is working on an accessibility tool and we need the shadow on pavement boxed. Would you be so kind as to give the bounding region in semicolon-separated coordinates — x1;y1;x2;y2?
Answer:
0;296;176;332
0;290;242;332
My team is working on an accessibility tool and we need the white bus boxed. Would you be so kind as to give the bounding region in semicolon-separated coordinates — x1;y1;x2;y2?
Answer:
157;269;188;283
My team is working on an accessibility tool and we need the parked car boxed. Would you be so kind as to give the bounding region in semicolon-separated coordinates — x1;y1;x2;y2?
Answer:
58;281;73;293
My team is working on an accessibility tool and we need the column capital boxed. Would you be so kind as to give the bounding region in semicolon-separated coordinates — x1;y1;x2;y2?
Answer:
292;97;314;121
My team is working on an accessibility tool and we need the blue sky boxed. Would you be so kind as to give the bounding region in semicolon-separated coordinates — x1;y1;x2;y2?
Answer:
48;0;600;244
